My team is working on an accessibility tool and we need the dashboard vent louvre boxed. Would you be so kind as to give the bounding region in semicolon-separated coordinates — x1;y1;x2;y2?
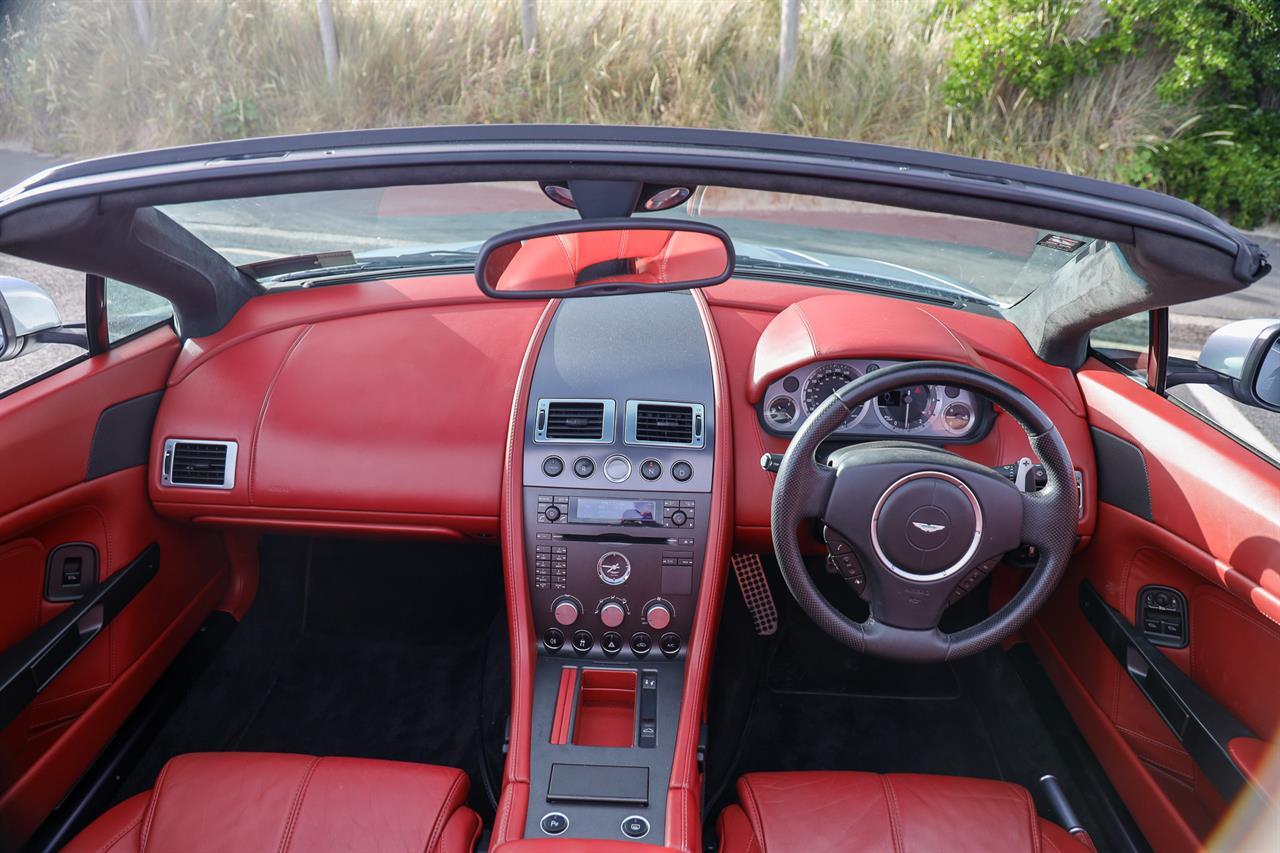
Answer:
162;439;237;489
627;401;705;448
544;401;607;441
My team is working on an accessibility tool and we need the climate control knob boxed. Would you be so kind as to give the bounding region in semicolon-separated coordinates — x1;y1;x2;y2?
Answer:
643;600;673;631
553;597;582;626
599;600;626;629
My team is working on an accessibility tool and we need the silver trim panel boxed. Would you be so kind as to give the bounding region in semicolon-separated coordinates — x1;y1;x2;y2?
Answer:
161;438;237;489
624;400;705;449
534;398;616;444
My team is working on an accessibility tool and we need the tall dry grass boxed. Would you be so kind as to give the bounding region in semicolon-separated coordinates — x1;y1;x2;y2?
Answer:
0;0;1187;182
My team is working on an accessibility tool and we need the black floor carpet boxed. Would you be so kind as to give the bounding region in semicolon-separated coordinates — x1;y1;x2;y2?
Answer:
115;536;509;823
706;554;1147;852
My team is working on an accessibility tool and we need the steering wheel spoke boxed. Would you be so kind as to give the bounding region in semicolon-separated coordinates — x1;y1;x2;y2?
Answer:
771;361;1078;662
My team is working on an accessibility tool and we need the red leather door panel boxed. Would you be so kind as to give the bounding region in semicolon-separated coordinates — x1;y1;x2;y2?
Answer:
1028;360;1280;852
0;328;231;849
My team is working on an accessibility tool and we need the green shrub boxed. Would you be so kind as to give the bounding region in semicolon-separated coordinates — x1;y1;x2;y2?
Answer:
944;0;1280;227
1128;106;1280;228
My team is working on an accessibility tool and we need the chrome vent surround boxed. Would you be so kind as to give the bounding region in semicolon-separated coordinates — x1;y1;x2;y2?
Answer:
534;399;615;443
161;439;237;489
626;401;705;448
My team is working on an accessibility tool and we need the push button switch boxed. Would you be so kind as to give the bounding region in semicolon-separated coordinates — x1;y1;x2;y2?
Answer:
540;813;569;835
571;630;594;654
621;816;650;839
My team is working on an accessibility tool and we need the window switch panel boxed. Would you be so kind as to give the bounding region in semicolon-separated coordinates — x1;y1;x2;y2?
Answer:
46;543;99;602
1138;585;1188;649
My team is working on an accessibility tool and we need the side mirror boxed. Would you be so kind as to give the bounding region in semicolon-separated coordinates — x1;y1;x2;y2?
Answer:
0;277;66;362
475;218;734;299
1195;318;1280;411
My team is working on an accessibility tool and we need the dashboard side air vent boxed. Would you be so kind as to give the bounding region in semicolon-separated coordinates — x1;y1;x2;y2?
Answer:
535;399;615;443
162;439;237;489
626;401;705;448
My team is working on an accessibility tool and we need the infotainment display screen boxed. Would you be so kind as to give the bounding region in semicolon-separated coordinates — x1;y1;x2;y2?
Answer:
571;497;657;525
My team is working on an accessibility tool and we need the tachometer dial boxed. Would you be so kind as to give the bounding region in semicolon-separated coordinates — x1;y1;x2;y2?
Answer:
767;396;797;426
877;384;937;431
803;364;867;426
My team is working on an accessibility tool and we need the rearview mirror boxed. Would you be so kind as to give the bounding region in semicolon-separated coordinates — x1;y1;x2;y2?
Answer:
1196;318;1280;411
475;219;734;299
0;277;66;362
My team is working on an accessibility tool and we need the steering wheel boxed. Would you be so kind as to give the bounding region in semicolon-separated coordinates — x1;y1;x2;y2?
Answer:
771;361;1077;662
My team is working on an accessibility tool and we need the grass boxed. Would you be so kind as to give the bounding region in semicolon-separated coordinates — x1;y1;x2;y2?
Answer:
0;0;1191;187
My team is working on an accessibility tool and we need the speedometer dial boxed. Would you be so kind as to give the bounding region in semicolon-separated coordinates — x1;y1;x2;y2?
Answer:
876;385;937;431
803;364;867;427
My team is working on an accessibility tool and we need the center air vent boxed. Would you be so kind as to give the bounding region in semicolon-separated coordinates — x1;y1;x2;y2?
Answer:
161;439;237;489
626;401;705;448
535;399;615;443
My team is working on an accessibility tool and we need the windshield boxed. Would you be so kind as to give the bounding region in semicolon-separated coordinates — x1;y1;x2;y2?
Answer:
160;182;1097;306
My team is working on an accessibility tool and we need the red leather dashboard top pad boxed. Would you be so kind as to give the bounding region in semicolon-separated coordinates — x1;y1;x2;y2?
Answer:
151;276;546;537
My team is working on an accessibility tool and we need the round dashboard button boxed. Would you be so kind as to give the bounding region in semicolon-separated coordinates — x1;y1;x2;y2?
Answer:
603;454;632;483
543;628;564;651
571;630;593;654
659;632;682;657
621;815;650;839
601;632;623;656
540;813;569;836
631;632;652;655
543;505;561;522
640;459;662;480
671;460;693;482
573;457;595;478
542;455;564;476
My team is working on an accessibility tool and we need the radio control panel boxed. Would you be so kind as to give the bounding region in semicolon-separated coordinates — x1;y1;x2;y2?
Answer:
524;486;708;662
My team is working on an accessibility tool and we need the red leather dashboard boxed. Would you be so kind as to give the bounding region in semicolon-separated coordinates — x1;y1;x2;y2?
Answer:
150;275;547;539
150;276;1095;545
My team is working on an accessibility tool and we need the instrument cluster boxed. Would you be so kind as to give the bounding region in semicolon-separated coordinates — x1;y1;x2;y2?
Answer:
757;359;992;442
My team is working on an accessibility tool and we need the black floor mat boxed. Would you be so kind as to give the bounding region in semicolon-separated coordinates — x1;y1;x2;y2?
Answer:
706;555;1146;851
115;536;509;823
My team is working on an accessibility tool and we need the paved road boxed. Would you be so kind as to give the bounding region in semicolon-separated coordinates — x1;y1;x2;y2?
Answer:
0;144;1276;457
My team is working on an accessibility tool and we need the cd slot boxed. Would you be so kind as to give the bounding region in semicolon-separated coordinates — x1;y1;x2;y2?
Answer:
558;532;672;545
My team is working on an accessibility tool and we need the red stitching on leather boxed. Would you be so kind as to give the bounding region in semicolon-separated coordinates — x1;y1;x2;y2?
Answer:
138;757;175;853
277;756;322;853
880;776;904;853
249;325;312;505
92;807;144;853
425;769;468;853
494;299;559;846
1019;784;1041;853
739;779;768;853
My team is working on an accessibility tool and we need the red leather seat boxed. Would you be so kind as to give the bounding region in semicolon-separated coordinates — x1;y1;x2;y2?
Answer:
718;772;1093;853
63;752;480;853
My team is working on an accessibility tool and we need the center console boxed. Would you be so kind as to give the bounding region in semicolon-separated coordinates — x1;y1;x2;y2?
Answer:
515;292;718;843
525;488;709;662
